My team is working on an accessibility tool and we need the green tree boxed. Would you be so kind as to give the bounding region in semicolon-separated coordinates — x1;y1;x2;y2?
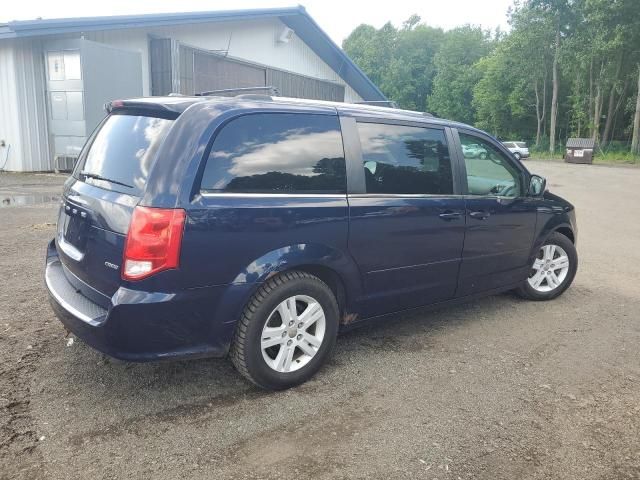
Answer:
427;26;493;123
382;23;444;111
341;1;640;156
526;0;577;154
472;7;554;143
342;16;443;111
342;23;395;88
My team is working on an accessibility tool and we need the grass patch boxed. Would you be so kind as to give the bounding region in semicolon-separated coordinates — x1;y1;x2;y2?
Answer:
593;151;640;165
528;148;639;165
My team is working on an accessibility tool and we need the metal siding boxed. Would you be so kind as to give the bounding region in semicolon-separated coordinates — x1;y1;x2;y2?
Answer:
84;19;363;100
0;17;368;171
0;41;23;171
266;68;344;101
80;39;143;131
344;84;362;103
12;39;51;171
150;37;173;96
192;50;266;94
178;44;194;95
84;29;151;95
1;8;382;101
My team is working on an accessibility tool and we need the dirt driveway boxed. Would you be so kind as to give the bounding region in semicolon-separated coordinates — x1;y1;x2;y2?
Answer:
1;161;639;480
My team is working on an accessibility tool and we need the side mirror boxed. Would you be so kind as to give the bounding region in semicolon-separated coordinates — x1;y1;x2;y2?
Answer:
528;175;546;197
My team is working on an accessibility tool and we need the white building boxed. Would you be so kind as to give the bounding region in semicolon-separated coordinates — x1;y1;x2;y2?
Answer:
0;6;385;172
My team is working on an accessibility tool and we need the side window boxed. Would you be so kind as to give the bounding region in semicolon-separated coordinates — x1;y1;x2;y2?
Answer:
459;133;522;198
200;113;346;194
357;122;453;195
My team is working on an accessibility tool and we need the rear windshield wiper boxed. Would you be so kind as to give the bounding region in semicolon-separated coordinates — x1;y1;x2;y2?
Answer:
80;171;134;189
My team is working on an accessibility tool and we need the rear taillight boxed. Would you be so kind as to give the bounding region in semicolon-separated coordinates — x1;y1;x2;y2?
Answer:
122;207;186;281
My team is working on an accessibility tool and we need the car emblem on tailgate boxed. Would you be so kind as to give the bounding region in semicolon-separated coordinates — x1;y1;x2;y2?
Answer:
104;262;119;270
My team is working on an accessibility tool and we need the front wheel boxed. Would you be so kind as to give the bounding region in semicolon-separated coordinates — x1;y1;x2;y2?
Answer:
513;152;522;161
516;232;578;301
230;271;339;390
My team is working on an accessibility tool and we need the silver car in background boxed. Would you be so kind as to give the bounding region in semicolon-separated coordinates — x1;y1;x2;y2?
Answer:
503;141;530;160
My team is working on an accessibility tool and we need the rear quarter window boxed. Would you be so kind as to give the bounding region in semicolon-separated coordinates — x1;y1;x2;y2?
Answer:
200;113;346;194
76;113;174;196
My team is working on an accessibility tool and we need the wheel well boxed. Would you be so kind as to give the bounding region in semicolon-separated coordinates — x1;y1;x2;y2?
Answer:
555;226;575;244
285;265;347;316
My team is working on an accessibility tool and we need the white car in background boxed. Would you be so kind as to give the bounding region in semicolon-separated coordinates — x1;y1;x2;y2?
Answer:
503;141;530;160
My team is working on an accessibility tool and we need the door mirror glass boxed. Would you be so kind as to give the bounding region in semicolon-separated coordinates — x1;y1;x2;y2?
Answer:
528;175;546;197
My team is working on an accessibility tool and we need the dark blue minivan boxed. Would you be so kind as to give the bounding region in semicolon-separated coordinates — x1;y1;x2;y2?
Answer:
45;95;578;389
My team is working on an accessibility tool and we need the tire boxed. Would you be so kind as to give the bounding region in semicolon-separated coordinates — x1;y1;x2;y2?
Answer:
479;152;488;159
513;152;522;161
230;271;339;390
516;232;578;301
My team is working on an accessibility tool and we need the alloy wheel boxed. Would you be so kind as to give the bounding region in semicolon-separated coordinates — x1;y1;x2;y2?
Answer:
527;244;570;292
260;295;326;373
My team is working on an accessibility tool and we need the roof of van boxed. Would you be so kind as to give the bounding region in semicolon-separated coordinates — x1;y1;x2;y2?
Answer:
109;95;481;133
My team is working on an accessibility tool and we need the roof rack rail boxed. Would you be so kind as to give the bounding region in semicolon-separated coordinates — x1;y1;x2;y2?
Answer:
233;94;274;101
354;100;398;108
195;86;280;97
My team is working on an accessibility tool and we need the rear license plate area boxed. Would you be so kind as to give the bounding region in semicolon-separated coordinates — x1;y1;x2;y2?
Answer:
61;205;89;252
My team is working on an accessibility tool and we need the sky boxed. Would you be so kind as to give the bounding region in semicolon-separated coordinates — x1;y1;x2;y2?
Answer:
1;0;514;44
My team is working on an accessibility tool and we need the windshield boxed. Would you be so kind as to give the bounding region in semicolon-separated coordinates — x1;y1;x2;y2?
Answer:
77;114;174;196
515;142;527;148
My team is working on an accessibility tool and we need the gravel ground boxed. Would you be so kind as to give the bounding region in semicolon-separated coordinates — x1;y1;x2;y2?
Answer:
1;161;639;480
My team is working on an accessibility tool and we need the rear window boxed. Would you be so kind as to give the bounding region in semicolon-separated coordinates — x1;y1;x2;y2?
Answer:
200;113;346;194
503;142;514;148
515;142;527;148
77;114;174;196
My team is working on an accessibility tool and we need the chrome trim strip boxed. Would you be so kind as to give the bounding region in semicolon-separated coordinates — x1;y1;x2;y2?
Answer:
347;193;465;199
199;192;347;198
45;261;102;327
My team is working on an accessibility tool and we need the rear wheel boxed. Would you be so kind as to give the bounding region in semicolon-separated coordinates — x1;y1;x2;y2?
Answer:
230;271;339;390
513;152;522;161
516;232;577;301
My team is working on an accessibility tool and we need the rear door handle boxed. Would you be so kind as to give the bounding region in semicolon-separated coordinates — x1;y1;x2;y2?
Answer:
469;210;491;220
439;211;463;221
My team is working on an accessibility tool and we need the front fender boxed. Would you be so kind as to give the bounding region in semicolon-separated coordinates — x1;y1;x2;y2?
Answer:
531;193;577;255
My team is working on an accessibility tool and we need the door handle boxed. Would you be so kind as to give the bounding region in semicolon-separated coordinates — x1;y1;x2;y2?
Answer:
439;211;463;221
469;210;491;220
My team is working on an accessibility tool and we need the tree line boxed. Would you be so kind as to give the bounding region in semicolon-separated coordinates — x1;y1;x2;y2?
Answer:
343;0;640;155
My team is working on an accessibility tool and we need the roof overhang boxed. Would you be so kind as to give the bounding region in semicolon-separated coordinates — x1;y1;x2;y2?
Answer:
0;6;386;101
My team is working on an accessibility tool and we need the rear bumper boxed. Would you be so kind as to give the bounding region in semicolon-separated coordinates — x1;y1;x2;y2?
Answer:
45;239;252;362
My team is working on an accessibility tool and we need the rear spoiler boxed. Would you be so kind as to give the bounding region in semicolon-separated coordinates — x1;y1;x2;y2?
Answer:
104;100;181;119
